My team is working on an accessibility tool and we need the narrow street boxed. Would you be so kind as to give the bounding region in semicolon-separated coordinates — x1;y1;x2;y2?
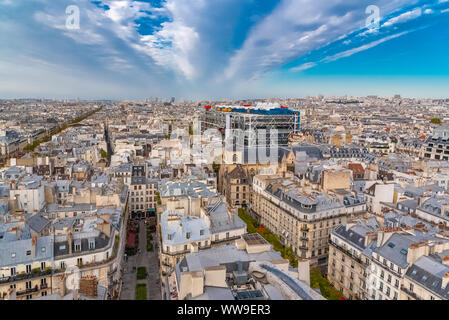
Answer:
120;220;161;300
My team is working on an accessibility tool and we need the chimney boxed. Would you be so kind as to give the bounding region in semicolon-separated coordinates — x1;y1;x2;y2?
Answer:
442;272;449;290
364;232;377;247
32;236;38;258
297;260;310;286
442;256;449;266
345;220;357;232
59;275;66;297
68;232;73;254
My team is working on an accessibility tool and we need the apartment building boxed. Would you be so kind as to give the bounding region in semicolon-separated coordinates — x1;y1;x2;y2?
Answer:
160;198;246;276
402;254;449;300
328;213;449;300
129;176;158;219
9;175;45;214
159;180;217;217
364;182;395;214
160;211;211;276
222;164;250;208
168;233;324;301
251;174;366;269
421;127;449;160
328;218;379;300
0;236;53;300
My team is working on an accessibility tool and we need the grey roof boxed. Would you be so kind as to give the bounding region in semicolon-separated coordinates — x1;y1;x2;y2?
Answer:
292;144;324;160
54;234;109;257
160;180;216;199
406;255;449;299
0;236;53;267
207;200;246;234
374;233;417;268
333;222;378;251
28;213;50;233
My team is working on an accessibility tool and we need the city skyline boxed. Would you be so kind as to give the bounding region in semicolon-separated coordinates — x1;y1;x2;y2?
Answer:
1;0;449;100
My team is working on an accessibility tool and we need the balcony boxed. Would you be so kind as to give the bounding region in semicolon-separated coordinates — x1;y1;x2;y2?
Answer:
16;285;39;296
329;240;363;265
401;286;421;300
40;283;48;290
0;269;52;285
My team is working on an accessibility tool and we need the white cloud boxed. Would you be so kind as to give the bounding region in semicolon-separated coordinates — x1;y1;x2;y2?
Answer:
224;0;413;83
134;22;199;80
290;62;317;72
322;31;409;62
382;7;422;27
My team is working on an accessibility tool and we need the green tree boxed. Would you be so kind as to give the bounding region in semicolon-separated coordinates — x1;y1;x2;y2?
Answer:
310;267;343;300
100;149;108;158
431;118;441;125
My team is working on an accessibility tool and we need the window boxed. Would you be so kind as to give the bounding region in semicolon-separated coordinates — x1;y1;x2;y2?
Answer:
41;262;46;271
387;274;392;284
26;281;32;289
26;264;32;274
395;279;399;288
186;232;191;239
200;229;204;236
10;267;16;276
26;250;31;256
409;283;414;292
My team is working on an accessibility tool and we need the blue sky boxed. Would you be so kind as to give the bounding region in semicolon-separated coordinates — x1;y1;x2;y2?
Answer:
0;0;448;100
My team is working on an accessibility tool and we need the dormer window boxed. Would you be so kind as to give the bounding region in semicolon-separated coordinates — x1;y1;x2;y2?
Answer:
167;234;172;240
200;229;204;236
186;232;191;239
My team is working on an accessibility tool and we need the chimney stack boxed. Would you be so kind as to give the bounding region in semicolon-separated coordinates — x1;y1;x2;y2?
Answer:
32;236;38;258
297;260;310;286
442;272;449;290
68;232;73;254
